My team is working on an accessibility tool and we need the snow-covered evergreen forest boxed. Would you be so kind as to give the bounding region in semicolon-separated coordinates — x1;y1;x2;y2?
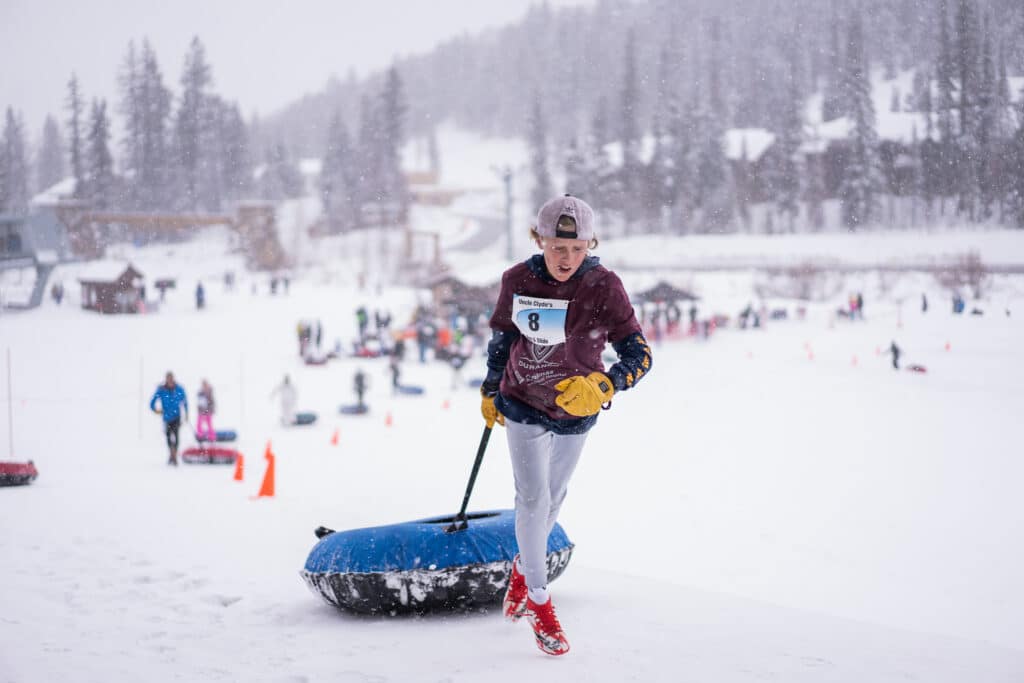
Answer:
2;0;1024;234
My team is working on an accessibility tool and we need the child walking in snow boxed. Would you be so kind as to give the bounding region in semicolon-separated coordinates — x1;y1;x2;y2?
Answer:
195;379;216;440
480;194;653;656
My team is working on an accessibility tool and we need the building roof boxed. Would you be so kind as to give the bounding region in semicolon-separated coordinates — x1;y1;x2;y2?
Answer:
724;128;776;162
633;280;700;303
30;177;77;206
75;260;144;284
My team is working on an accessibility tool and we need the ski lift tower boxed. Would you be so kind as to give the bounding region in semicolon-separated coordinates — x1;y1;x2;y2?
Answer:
492;165;514;262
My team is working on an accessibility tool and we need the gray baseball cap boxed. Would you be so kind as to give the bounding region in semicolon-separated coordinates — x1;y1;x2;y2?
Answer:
536;194;595;240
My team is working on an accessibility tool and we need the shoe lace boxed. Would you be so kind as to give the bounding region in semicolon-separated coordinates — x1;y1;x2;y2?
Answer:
534;600;563;634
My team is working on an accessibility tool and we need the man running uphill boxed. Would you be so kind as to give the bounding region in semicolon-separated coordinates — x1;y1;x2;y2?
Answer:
150;372;189;465
481;194;653;656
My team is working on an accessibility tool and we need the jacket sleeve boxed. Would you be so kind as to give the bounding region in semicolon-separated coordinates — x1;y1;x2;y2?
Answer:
605;331;653;392
595;272;651;392
149;389;159;412
482;328;520;394
482;271;519;395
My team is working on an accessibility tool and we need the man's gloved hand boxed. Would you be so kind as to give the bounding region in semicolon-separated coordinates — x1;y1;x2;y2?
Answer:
554;372;615;417
480;386;505;428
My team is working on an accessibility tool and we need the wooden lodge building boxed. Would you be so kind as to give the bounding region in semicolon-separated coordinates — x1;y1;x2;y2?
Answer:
77;262;145;314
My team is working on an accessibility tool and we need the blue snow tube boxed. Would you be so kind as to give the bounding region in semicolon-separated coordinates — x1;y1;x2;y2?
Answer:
300;509;573;614
195;429;237;443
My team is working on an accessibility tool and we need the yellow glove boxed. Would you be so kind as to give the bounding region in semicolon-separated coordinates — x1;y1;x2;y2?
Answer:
554;372;615;417
481;394;505;428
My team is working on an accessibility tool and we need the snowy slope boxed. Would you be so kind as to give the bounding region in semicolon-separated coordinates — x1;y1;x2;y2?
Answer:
2;228;1023;680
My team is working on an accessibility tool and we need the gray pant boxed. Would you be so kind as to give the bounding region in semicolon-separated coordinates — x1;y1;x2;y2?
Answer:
506;419;588;591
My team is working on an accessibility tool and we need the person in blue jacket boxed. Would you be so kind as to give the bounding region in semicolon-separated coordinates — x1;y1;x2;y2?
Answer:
150;371;189;465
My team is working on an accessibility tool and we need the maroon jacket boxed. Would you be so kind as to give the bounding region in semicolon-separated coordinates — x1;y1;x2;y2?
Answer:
486;255;648;432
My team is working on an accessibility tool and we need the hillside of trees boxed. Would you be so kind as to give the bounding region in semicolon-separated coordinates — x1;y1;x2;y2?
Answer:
2;0;1024;234
264;0;1024;232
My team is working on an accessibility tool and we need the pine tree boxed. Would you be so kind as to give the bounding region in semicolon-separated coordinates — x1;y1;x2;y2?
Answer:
354;94;381;224
118;40;143;208
588;98;617;211
953;0;981;219
174;36;213;210
378;65;409;222
667;91;695;234
427;126;441;180
1;108;30;214
823;2;846;121
196;95;226;211
138;40;172;210
219;102;251;202
935;0;957;210
563;136;589;199
36;115;65;192
975;16;998;221
649;35;684;230
320;109;357;233
84;99;115;209
618;28;643;227
772;44;804;233
692;106;732;231
917;69;941;221
527;97;552;212
837;6;884;229
591;96;611;151
65;73;85;199
259;143;303;201
1010;118;1024;228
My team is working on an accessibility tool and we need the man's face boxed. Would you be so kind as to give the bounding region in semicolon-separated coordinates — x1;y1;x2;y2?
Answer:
541;237;589;283
165;373;175;387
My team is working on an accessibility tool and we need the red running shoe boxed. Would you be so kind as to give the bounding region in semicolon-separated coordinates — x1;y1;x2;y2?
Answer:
502;556;528;620
524;597;570;656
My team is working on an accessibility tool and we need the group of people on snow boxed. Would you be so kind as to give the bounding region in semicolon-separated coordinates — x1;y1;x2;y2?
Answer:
147;194;653;659
149;373;217;465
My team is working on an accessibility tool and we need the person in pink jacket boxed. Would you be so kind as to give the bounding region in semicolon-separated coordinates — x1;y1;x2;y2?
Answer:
195;379;216;441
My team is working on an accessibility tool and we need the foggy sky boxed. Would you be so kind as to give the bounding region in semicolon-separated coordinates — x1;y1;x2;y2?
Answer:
0;0;591;138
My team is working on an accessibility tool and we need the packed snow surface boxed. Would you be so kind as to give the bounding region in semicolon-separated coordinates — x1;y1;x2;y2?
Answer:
2;220;1023;681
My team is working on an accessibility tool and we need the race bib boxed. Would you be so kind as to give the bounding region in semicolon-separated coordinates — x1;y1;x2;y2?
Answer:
512;295;569;346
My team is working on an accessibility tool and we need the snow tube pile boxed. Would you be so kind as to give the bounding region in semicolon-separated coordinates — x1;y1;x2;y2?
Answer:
339;404;369;416
300;509;573;614
304;355;329;366
293;411;318;426
195;429;237;443
181;446;238;464
396;385;425;396
0;461;39;486
907;364;928;373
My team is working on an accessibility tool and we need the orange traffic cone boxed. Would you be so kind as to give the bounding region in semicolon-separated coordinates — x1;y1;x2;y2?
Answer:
442;398;450;410
945;341;951;351
256;442;275;498
233;453;245;481
851;354;858;366
385;411;393;427
330;428;340;446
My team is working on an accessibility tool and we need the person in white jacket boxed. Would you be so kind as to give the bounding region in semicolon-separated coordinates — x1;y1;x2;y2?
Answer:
270;375;297;425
